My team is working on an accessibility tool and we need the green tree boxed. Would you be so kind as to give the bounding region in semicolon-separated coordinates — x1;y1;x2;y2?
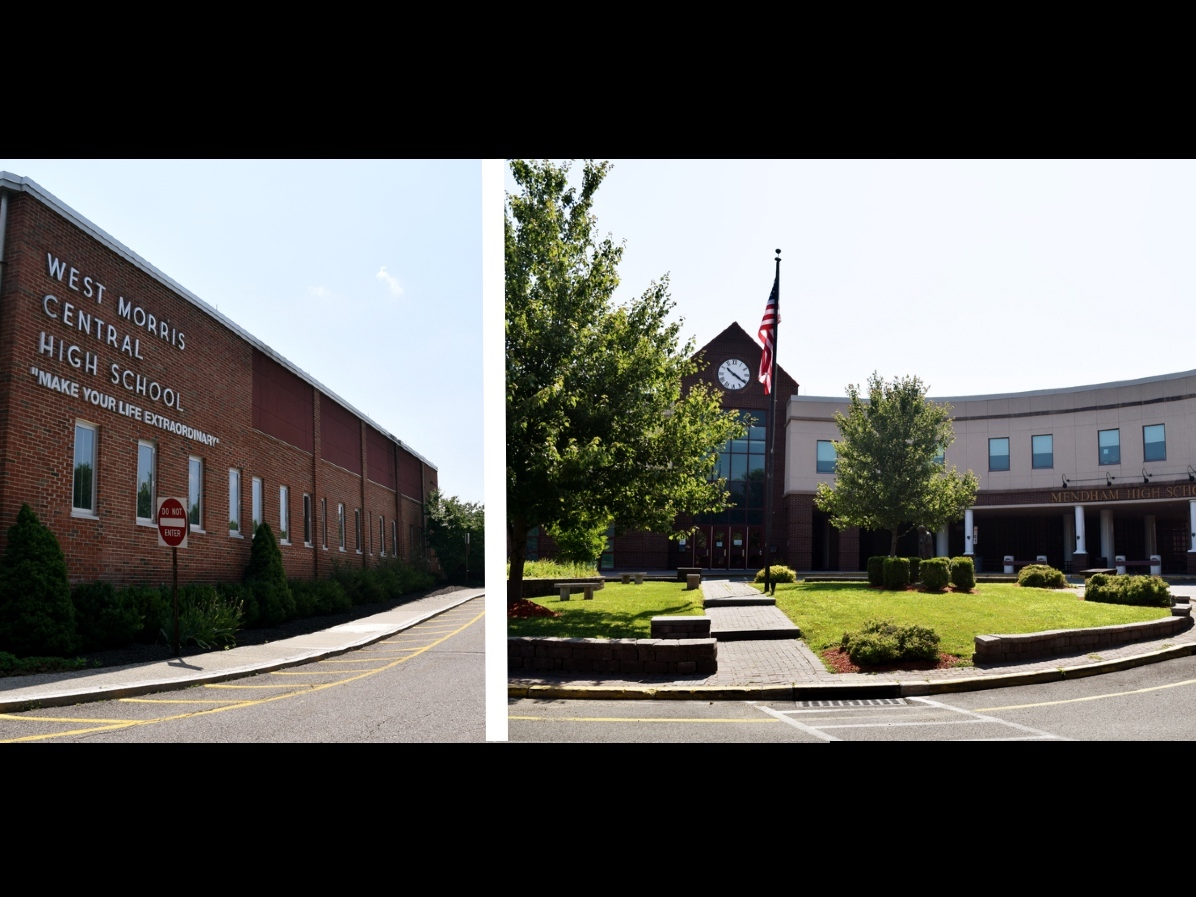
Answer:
425;489;483;583
814;373;979;556
506;159;744;602
0;504;77;656
547;511;611;567
244;522;295;626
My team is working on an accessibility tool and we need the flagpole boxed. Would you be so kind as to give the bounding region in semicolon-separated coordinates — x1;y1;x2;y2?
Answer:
764;249;780;595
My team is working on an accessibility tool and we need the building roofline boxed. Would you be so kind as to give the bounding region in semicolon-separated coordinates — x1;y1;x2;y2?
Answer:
0;172;435;472
792;368;1196;406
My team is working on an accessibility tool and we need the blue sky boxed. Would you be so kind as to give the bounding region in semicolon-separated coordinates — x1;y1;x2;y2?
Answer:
2;159;483;503
505;160;1196;399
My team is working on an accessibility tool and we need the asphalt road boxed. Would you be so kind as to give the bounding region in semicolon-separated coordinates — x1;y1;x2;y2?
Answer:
0;597;485;743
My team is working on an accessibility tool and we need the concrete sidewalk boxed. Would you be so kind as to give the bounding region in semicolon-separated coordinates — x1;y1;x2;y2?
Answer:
0;587;484;712
508;580;1196;700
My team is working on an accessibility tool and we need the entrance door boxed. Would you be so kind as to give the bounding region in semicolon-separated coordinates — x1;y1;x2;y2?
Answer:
711;526;728;569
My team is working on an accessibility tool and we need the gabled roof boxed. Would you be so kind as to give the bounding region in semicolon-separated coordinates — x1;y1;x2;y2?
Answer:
691;321;799;396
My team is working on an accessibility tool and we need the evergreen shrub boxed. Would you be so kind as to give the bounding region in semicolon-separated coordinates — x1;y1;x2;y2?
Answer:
882;556;910;590
920;557;951;592
1085;573;1171;607
0;505;77;657
867;556;886;587
950;556;976;591
753;565;797;584
908;557;921;583
840;618;941;666
72;581;143;652
244;523;295;626
1018;564;1067;589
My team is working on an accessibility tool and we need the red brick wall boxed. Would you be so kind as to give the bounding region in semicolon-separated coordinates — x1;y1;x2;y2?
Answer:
0;189;434;585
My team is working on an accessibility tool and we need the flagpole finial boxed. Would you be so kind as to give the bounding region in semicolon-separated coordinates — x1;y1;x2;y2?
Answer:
775;248;781;260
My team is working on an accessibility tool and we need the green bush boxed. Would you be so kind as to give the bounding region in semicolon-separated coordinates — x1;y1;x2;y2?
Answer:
920;557;951;592
841;618;941;666
950;556;976;592
244;522;295;626
867;556;886;587
754;565;797;584
907;556;921;583
1018;564;1067;589
882;556;910;590
0;504;77;657
72;581;144;652
161;584;243;649
1085;573;1171;607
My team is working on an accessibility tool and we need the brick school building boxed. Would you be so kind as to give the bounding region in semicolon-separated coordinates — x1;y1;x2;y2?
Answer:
0;172;436;585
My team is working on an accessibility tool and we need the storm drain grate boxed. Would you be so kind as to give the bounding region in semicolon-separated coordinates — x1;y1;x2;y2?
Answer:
794;698;909;708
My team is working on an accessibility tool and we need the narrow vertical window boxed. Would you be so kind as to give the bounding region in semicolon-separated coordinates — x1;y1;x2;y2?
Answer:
355;509;362;552
229;469;241;535
379;516;385;556
73;422;97;514
279;486;290;543
303;494;312;546
136;440;156;522
321;498;328;549
189;457;203;529
392;520;398;558
252;476;263;534
338;503;345;551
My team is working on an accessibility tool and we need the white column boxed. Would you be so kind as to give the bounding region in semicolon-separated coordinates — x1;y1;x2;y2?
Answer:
1189;500;1196;553
964;509;974;556
1074;505;1086;554
936;526;948;558
1100;508;1115;566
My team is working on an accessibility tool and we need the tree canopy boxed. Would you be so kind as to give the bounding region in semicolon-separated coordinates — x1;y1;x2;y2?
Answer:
814;373;979;556
506;159;743;601
425;490;483;583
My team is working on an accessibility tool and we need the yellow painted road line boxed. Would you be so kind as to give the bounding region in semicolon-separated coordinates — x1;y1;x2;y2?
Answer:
2;607;484;743
206;683;311;689
1;714;138;724
270;670;386;676
121;698;250;705
976;677;1196;712
509;715;778;724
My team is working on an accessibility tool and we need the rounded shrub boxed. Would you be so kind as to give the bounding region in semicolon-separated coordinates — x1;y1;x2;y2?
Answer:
753;565;797;584
0;504;77;657
882;556;910;590
920;557;951;592
841;618;941;666
950;556;976;592
72;581;143;652
1085;573;1171;607
867;556;886;587
1018;564;1066;589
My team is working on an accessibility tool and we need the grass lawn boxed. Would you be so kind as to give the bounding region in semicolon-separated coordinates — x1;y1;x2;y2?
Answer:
507;581;702;639
771;581;1171;662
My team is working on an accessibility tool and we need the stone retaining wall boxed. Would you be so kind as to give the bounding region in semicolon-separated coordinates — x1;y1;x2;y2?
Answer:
508;637;717;675
974;613;1191;664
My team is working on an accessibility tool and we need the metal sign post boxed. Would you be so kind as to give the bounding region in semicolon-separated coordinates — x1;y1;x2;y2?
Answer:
157;497;189;657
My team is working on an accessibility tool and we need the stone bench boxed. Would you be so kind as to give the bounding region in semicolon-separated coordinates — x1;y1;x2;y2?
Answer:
619;572;646;585
556;581;604;601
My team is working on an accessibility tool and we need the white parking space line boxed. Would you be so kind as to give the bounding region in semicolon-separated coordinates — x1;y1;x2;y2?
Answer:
908;696;1068;741
753;704;841;742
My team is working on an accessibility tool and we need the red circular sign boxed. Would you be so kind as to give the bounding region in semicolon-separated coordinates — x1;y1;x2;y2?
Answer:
157;497;189;547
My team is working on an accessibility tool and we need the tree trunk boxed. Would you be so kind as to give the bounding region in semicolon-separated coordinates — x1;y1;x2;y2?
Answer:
507;515;529;606
889;528;899;557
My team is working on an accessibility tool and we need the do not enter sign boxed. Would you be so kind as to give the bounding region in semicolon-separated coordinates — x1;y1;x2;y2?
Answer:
157;497;190;548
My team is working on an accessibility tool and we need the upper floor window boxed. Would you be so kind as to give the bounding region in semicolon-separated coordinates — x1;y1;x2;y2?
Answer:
137;441;156;522
229;469;241;535
816;440;836;474
188;457;203;529
251;477;263;534
1099;429;1120;465
1032;435;1053;470
988;437;1010;472
1144;424;1166;462
73;422;97;514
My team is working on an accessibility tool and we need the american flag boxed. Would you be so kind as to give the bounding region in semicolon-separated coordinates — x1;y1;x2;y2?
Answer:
757;272;779;394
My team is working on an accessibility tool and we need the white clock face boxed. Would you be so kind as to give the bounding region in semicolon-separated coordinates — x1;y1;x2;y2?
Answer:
718;358;751;390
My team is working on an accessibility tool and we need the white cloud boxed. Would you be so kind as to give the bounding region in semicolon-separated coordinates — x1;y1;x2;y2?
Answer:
309;286;332;298
376;266;404;298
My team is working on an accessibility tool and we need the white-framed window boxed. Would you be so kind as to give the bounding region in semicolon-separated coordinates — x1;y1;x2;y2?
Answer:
229;469;242;536
279;485;290;544
72;421;98;515
252;476;263;534
379;516;385;556
303;494;312;546
189;457;204;530
355;509;362;553
136;440;156;523
321;498;328;549
338;503;345;551
392;520;398;558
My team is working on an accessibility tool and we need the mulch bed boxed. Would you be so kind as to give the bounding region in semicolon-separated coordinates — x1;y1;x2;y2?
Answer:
820;647;969;673
507;598;560;619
